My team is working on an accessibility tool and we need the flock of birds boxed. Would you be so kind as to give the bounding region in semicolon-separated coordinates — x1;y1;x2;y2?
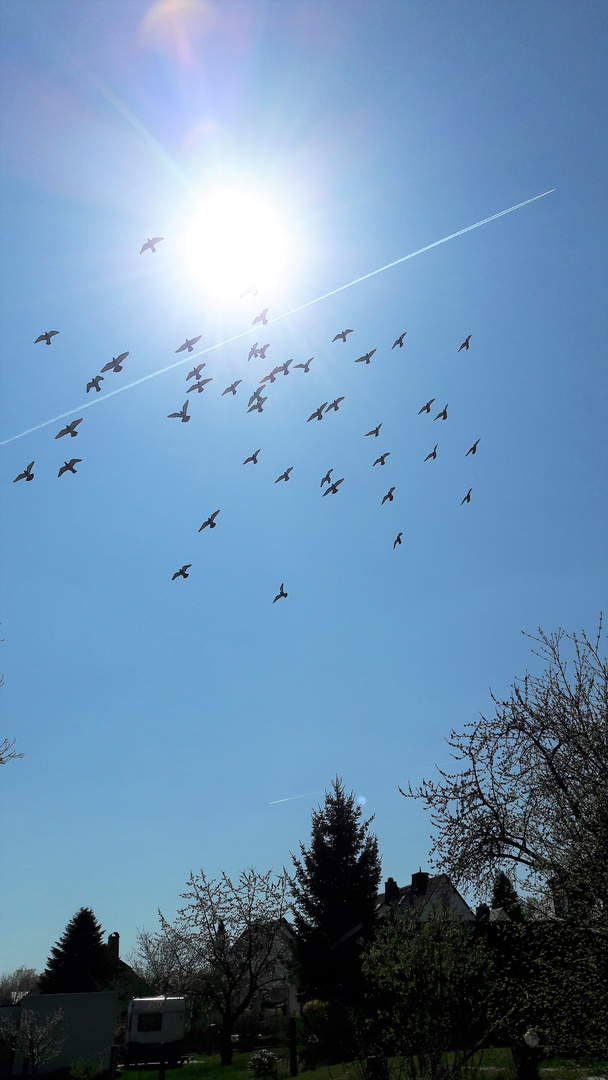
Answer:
14;238;480;603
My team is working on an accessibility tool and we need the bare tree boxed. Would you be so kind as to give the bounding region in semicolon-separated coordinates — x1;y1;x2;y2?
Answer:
0;1009;65;1075
402;618;608;913
0;968;39;1005
133;867;292;1066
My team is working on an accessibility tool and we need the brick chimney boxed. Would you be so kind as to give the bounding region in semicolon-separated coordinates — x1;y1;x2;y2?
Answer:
384;877;400;904
108;932;120;972
411;871;429;896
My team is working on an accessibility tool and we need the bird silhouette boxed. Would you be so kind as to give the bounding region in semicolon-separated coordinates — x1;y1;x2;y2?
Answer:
35;331;59;345
434;404;448;421
326;396;345;412
252;308;269;326
393;532;402;549
277;359;292;376
168;401;190;422
176;335;202;353
243;449;261;465
382;487;395;505
355;349;377;364
392;332;407;349
258;344;270;359
322;477;344;496
86;375;103;393
294;357;313;372
458;335;472;352
466;438;481;456
275;467;293;483
373;453;390;466
58;458;81;477
460;488;472;505
172;564;191;580
418;398;436;415
332;329;353;343
320;469;333;488
13;461;34;483
187;364;206;381
365;423;382;437
199;510;220;531
140;237;163;254
187;378;213;393
261;370;277;385
248;343;260;361
273;583;288;603
222;380;242;396
101;352;129;373
248;387;265;407
55;418;83;439
240;284;257;298
307;403;327;422
247;398;266;413
424;444;438;461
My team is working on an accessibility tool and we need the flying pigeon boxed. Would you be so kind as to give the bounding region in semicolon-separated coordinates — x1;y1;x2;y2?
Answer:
243;449;261;465
326;397;345;412
466;439;481;456
458;335;472;352
434;404;448;421
172;564;191;580
332;330;353;343
199;510;220;531
222;380;242;396
86;375;104;393
273;583;288;603
187;378;213;393
258;344;270;359
393;532;403;549
275;467;293;483
176;336;202;353
187;364;206;381
252;308;268;326
373;453;390;466
392;332;407;349
247;398;266;414
320;469;333;488
418;398;436;415
248;387;265;407
13;461;34;483
307;403;327;422
294;357;313;372
365;423;382;438
248;343;260;361
460;488;472;505
424;444;438;461
101;352;129;373
240;284;257;298
168;401;190;422
35;331;59;345
322;477;344;496
355;349;376;365
140;237;163;254
58;458;81;477
55;418;83;439
381;487;395;505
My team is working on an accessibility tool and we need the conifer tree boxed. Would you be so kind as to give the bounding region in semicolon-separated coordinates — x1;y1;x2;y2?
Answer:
490;871;525;923
291;776;381;1005
39;908;112;993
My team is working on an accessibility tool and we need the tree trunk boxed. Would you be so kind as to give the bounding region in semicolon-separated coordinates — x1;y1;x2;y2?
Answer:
219;1023;233;1067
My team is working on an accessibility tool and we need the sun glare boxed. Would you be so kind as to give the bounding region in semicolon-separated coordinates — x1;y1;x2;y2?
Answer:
182;191;288;301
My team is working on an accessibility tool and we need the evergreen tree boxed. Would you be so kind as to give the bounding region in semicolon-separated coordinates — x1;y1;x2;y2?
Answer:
39;908;112;994
291;776;381;1007
490;871;525;923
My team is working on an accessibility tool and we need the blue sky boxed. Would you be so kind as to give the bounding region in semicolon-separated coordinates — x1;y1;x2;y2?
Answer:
1;0;606;974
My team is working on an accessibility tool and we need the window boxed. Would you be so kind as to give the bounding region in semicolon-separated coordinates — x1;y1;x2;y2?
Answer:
137;1012;163;1032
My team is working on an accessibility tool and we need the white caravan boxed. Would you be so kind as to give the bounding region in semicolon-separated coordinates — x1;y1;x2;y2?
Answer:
125;996;186;1066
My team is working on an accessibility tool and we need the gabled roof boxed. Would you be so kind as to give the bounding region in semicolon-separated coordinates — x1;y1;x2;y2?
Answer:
376;873;475;922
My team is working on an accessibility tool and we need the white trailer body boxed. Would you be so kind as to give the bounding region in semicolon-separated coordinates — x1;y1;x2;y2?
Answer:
125;996;186;1065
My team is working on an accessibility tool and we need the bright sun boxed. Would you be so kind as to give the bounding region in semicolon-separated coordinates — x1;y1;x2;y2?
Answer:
182;190;287;301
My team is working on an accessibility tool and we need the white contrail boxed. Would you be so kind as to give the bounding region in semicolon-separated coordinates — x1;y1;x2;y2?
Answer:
1;189;555;448
269;790;324;805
